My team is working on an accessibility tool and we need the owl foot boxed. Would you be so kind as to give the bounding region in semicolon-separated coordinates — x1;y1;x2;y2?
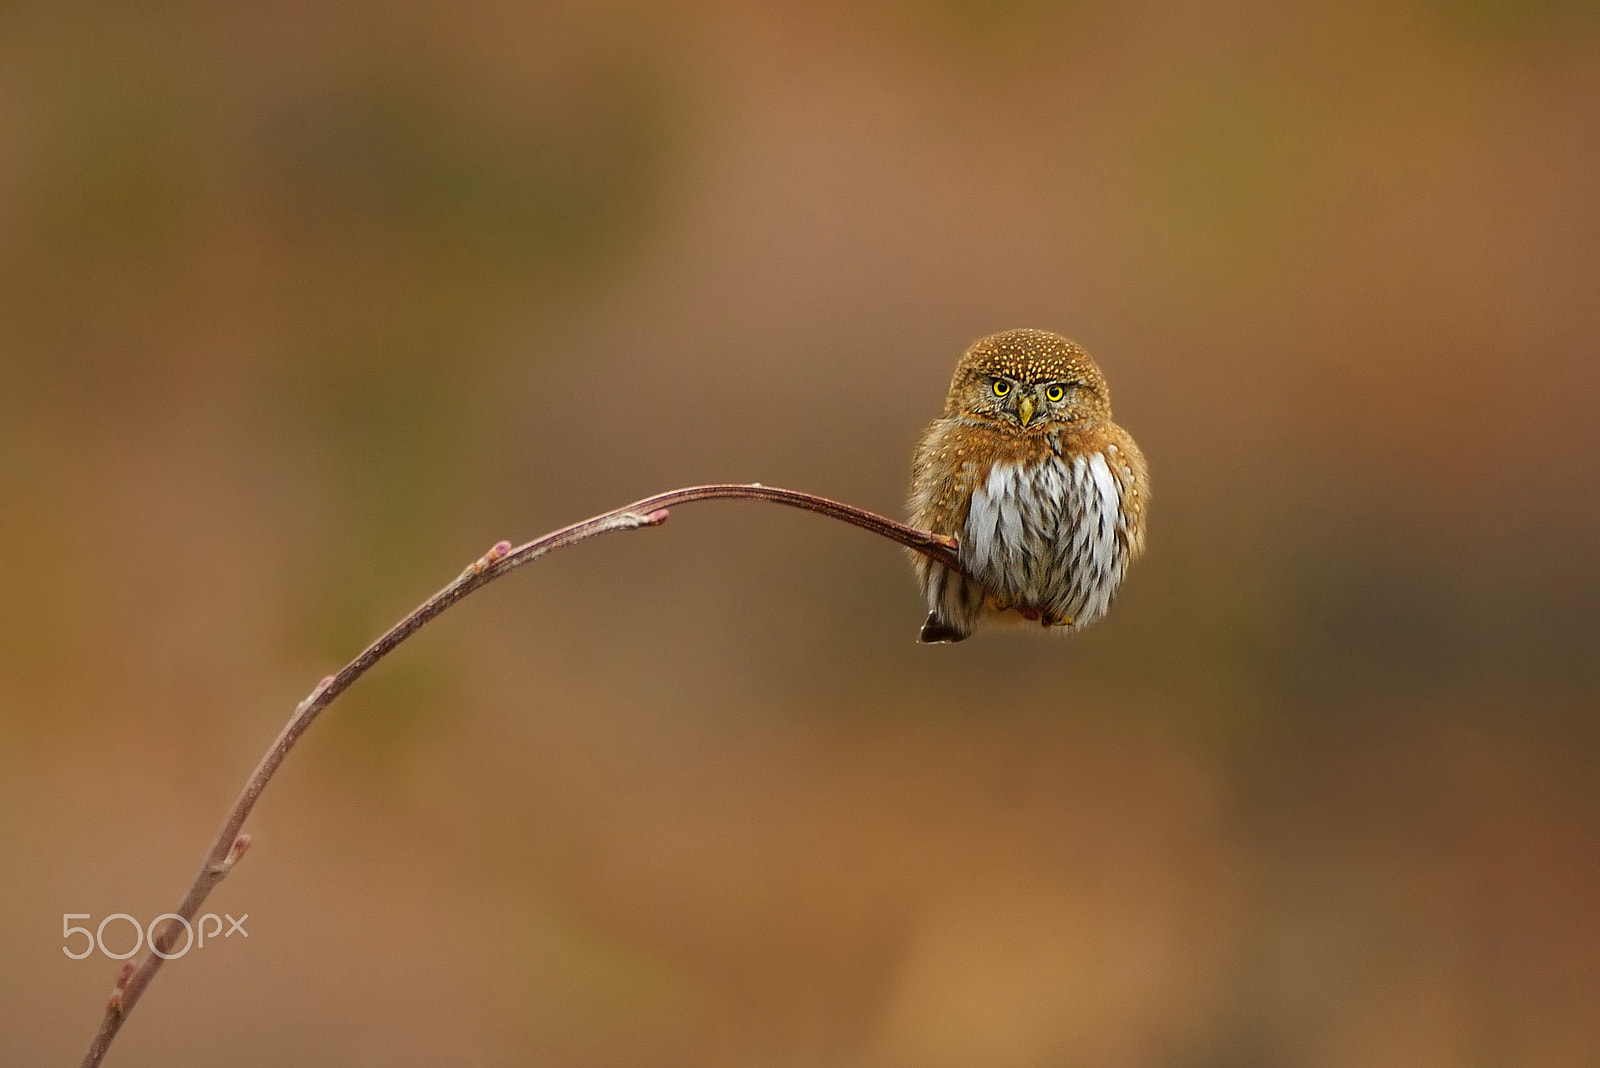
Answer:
918;613;970;644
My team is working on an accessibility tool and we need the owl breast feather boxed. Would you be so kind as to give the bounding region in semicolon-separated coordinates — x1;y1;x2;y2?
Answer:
962;452;1128;628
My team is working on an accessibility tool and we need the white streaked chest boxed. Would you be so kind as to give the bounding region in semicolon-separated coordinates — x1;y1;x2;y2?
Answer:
962;451;1126;613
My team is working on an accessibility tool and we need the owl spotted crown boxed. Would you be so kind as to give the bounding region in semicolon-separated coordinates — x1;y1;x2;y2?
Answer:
945;329;1110;412
909;328;1148;643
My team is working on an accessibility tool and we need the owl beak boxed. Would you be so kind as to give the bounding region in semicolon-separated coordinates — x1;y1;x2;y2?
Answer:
1017;395;1036;427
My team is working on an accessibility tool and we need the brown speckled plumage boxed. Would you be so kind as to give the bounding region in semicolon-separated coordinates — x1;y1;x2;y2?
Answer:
909;329;1149;642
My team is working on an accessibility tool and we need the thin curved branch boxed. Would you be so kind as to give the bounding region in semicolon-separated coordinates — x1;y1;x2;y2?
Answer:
78;484;960;1067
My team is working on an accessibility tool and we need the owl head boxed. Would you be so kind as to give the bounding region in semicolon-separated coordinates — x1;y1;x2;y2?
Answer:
944;328;1113;432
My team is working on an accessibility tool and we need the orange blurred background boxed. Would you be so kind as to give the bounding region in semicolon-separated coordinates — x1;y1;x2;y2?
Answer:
4;1;1599;1064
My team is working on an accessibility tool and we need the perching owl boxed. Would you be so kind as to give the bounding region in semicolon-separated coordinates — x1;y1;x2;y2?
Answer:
909;329;1149;643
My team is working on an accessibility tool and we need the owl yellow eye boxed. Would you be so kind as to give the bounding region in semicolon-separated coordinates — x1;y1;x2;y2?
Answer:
1045;383;1065;403
992;379;1011;397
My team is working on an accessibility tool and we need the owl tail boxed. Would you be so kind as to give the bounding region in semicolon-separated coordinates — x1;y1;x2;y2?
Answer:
918;612;971;644
917;567;982;643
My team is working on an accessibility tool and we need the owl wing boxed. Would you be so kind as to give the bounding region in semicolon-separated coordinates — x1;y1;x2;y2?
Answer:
909;419;993;641
1102;423;1150;562
908;418;981;539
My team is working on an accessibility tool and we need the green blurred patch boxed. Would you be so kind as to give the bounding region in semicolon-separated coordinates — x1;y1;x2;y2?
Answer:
266;74;670;279
310;638;464;776
23;39;199;264
258;64;682;728
1117;57;1320;304
286;358;480;659
910;0;1094;42
1432;0;1600;41
492;869;705;1056
882;0;1104;71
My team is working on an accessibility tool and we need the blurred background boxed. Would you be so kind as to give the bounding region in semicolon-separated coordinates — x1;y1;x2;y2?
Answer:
3;0;1599;1064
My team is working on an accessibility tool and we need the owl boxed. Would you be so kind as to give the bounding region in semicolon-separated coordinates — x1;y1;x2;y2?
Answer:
909;329;1149;643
